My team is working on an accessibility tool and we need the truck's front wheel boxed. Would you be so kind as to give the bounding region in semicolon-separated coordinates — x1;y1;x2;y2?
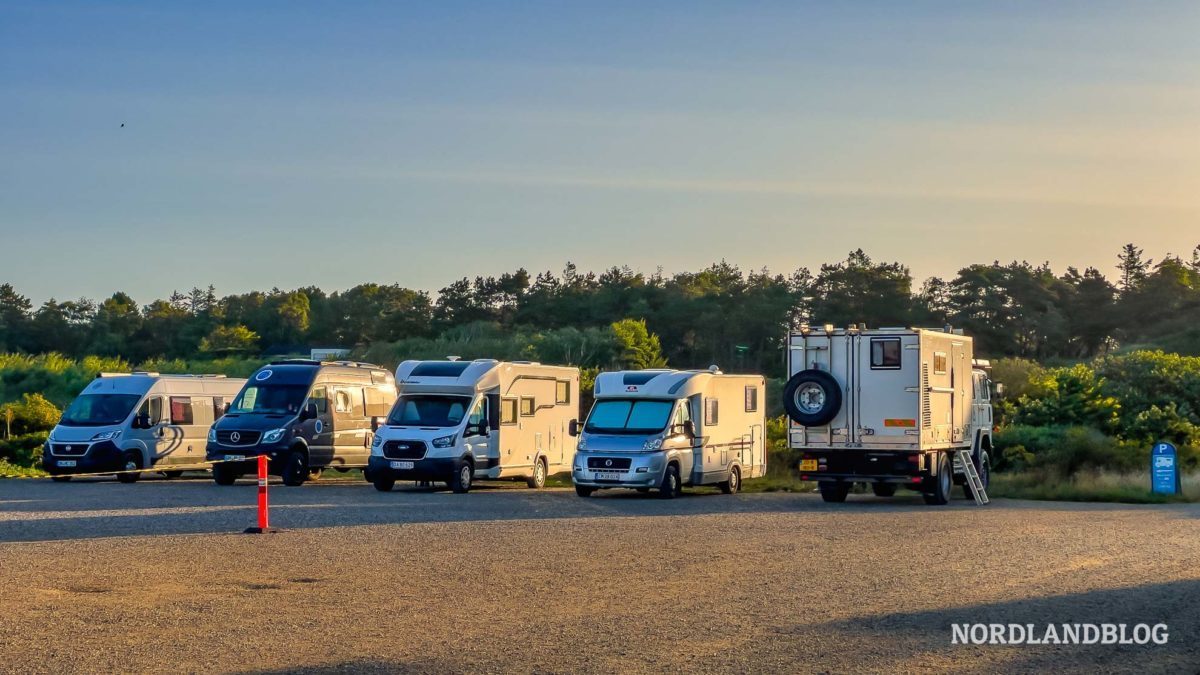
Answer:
924;452;952;505
819;482;850;503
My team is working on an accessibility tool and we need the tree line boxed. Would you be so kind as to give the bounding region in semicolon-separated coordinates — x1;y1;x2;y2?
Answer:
1;244;1198;378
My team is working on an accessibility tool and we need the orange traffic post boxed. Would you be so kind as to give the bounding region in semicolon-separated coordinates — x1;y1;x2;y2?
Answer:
243;455;279;534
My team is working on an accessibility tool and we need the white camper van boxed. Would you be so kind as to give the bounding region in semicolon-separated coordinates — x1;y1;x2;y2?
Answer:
572;368;766;498
43;372;247;482
784;325;994;505
367;359;580;493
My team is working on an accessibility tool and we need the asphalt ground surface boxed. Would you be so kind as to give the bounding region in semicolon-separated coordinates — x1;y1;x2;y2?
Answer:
1;473;1198;674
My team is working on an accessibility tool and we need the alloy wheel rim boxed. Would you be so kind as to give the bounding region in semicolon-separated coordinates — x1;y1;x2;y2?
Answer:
461;466;471;487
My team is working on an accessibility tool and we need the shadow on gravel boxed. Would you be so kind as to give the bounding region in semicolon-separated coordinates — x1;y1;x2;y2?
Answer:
243;659;459;674
799;579;1199;673
2;476;1197;544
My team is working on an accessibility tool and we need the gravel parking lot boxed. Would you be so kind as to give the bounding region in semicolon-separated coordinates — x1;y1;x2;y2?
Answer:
2;475;1198;673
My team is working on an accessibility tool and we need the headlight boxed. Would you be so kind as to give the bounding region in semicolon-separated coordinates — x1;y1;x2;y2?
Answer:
208;428;217;442
372;434;383;448
90;430;122;441
642;438;663;451
431;433;457;449
576;436;587;451
262;428;286;443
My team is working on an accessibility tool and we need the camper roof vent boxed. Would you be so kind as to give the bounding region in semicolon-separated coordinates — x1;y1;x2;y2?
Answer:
708;365;722;374
823;323;835;333
446;355;461;362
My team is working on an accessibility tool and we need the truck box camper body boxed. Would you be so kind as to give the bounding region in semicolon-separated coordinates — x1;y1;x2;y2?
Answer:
367;359;580;493
783;326;993;504
44;372;247;482
206;360;397;486
573;368;766;498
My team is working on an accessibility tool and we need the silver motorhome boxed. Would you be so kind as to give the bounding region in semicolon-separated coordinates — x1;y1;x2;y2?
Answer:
42;372;246;482
367;359;580;493
573;368;767;498
784;325;994;504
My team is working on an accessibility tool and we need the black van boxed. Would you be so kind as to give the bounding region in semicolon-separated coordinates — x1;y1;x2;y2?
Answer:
205;360;397;486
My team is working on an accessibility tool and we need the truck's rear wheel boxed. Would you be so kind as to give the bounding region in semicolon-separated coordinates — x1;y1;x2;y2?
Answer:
872;483;897;497
924;452;952;505
819;482;850;503
783;370;843;427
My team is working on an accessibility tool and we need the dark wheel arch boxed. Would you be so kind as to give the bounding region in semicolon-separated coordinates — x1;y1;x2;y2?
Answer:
782;369;843;427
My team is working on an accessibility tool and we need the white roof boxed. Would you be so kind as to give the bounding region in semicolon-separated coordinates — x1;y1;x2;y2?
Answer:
593;369;755;400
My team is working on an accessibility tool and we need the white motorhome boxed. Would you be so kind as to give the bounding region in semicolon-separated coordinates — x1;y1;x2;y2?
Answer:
572;368;766;498
43;372;246;482
367;359;580;493
784;325;994;505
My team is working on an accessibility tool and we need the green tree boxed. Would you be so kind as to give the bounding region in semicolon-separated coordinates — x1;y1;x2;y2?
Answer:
199;325;260;355
611;319;667;369
0;393;62;435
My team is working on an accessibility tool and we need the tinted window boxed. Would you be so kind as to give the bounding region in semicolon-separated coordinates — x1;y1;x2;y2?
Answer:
411;362;472;378
520;397;535;416
705;398;719;426
500;398;518;425
585;400;674;434
213;397;226;420
556;381;570;405
388;395;471;428
871;338;902;369
170;397;194;425
230;385;309;415
60;394;142;427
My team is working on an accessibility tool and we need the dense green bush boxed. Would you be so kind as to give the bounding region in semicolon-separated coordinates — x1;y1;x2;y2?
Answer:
0;432;48;466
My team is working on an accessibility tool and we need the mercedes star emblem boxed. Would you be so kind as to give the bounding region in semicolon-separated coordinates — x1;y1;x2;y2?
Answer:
230;432;241;443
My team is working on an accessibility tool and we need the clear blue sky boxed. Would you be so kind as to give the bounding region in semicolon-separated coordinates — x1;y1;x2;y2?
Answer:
2;1;1197;304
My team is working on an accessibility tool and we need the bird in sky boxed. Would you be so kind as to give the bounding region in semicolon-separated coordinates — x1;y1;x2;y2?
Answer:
120;123;124;127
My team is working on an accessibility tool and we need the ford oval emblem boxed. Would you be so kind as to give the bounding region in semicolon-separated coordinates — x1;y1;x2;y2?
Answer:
230;432;241;443
605;459;613;467
65;445;72;451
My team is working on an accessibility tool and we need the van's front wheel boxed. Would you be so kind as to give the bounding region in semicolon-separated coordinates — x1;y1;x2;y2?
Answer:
449;459;473;493
658;464;681;499
281;451;308;487
373;477;395;492
116;451;141;484
212;463;238;486
574;485;594;497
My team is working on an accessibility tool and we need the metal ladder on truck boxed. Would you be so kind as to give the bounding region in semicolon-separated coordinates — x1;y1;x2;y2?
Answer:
954;451;989;505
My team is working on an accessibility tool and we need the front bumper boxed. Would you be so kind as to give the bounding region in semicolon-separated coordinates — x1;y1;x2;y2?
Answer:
571;452;664;489
368;455;459;482
797;449;931;486
41;440;123;475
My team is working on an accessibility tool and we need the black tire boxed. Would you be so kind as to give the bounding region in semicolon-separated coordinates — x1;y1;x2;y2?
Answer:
819;482;850;503
526;457;547;489
281;450;308;487
116;451;141;483
872;483;898;497
450;459;473;494
50;475;72;483
719;465;741;494
373;477;395;492
161;470;184;479
658;464;681;499
924;452;952;505
575;485;594;497
782;369;843;427
212;463;238;486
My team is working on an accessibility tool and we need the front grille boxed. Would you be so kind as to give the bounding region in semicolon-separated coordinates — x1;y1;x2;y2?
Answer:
51;443;89;456
383;440;427;460
217;430;261;446
586;456;632;470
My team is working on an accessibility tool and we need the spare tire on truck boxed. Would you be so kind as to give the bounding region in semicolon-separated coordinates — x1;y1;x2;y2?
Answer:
782;369;842;427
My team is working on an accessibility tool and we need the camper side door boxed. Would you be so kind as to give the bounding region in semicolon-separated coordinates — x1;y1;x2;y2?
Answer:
463;395;496;470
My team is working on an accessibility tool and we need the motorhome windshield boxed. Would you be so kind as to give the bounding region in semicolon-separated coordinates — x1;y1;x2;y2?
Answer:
585;399;674;434
59;394;142;427
387;395;471;428
229;385;308;415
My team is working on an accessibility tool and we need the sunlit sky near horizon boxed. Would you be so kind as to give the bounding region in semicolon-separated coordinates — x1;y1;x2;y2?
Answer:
1;1;1198;304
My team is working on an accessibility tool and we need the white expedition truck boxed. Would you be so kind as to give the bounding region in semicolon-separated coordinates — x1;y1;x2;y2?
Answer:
783;325;994;505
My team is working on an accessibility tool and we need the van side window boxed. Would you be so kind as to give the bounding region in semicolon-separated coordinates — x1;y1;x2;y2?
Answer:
705;398;719;426
213;397;226;420
500;398;518;425
310;387;328;414
745;386;758;412
333;389;354;414
139;397;164;425
520;397;535;416
365;387;391;418
871;338;902;369
555;381;570;405
467;398;488;430
170;397;194;425
674;401;692;431
192;397;214;426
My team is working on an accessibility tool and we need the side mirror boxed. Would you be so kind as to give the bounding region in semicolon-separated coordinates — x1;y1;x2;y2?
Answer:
466;422;488;438
683;420;695;437
223;401;231;414
300;402;318;421
371;416;385;432
568;419;580;437
132;414;149;430
994;383;1006;399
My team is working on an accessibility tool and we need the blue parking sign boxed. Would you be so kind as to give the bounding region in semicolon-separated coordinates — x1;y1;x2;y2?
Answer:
1151;442;1179;495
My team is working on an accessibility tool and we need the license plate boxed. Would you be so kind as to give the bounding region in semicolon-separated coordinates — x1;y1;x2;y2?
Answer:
592;471;623;481
224;455;244;461
57;460;77;467
390;461;414;470
800;459;818;471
